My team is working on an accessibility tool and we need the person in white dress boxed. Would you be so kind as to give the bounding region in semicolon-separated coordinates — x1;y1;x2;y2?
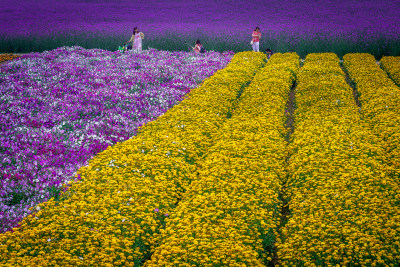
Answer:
125;27;144;52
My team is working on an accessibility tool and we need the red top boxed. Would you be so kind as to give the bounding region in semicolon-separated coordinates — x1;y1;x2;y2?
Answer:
194;43;202;53
252;31;261;42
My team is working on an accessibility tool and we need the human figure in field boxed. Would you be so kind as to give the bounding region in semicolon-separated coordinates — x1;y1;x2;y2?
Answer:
252;27;261;52
265;48;273;59
194;39;205;54
125;27;144;52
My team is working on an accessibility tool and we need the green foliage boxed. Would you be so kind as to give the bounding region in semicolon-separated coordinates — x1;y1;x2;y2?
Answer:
61;122;74;132
46;185;62;202
1;30;399;59
6;186;30;206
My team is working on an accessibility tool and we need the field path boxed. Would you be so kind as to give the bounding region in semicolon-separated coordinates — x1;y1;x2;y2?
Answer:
272;73;298;265
340;64;362;109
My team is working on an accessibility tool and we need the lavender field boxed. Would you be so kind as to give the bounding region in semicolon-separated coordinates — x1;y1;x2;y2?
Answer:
1;0;400;57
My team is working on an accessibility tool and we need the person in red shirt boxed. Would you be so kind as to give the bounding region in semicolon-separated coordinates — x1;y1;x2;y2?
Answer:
252;27;261;52
194;39;203;54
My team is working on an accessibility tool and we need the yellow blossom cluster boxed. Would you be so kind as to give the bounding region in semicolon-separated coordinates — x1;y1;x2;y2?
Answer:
380;56;400;85
343;54;400;178
0;52;267;266
277;53;400;266
0;53;21;64
145;53;300;267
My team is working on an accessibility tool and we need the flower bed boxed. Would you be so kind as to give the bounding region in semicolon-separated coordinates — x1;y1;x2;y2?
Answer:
278;53;400;265
380;56;400;85
0;46;234;233
145;53;300;266
0;52;266;266
343;53;400;178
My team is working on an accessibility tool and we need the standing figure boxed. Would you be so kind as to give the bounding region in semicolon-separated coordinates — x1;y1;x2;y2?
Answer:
252;27;261;52
125;27;144;52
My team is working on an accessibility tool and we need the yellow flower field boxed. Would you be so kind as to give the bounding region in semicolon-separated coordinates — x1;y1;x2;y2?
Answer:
145;53;300;266
1;52;399;266
343;54;400;179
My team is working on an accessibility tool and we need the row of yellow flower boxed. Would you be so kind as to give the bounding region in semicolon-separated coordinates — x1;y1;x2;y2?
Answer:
380;56;400;85
144;53;300;266
277;53;400;266
0;52;267;266
343;54;400;178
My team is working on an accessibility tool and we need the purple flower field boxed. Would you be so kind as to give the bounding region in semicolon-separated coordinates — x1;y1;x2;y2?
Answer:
1;0;399;56
0;46;234;233
2;0;399;38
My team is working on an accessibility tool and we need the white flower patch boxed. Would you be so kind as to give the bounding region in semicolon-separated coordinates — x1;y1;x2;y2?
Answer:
108;159;118;168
